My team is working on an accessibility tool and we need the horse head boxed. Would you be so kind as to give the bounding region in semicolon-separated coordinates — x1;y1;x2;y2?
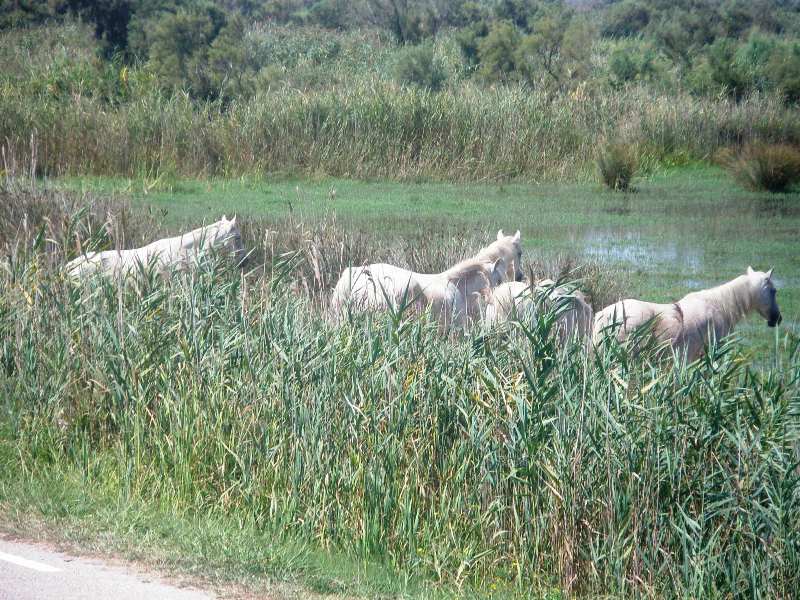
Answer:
747;266;782;327
496;229;524;282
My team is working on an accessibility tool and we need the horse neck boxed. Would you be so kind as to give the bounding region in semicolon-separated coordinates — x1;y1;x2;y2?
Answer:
684;275;754;329
180;222;224;250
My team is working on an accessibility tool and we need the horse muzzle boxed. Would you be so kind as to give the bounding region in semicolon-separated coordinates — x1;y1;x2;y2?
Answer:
768;313;783;327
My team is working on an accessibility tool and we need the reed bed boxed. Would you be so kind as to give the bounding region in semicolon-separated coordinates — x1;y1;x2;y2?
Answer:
3;80;800;182
1;185;799;597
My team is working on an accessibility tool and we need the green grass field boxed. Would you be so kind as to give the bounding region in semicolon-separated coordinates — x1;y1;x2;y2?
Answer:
66;166;800;349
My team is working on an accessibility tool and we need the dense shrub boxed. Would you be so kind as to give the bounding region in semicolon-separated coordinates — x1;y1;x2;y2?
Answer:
454;19;489;69
693;33;800;102
477;20;522;82
146;4;228;97
393;43;447;91
597;142;638;191
765;40;800;102
705;37;750;98
493;0;538;33
307;0;350;29
601;1;650;39
516;11;595;91
608;44;660;88
721;143;800;192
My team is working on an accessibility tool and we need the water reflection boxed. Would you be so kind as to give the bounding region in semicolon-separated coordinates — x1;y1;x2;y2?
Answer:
580;229;705;272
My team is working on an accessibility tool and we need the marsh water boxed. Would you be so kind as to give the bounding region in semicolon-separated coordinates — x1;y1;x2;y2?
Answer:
78;168;800;346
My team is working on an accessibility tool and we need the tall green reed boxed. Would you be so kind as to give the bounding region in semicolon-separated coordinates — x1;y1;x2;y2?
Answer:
3;79;800;182
1;200;798;597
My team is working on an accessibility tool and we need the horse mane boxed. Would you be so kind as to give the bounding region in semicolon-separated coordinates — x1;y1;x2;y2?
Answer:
672;302;684;327
441;256;493;283
680;274;752;323
474;237;514;263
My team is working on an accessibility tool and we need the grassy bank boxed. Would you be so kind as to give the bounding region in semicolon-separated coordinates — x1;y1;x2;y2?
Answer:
1;184;800;598
0;461;415;599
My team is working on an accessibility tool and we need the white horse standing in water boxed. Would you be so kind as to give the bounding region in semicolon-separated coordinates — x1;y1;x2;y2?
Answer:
65;216;246;279
330;230;524;327
593;267;783;361
485;279;594;343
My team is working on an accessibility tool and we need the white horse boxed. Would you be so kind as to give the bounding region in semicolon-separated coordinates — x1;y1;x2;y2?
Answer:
477;230;525;283
331;229;524;319
332;257;505;329
592;267;783;361
485;279;594;342
65;216;245;279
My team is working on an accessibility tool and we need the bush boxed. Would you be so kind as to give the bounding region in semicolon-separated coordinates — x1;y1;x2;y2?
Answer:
721;142;800;192
494;0;538;32
394;44;447;91
477;20;522;82
455;19;489;69
597;142;638;191
765;41;800;102
601;1;650;39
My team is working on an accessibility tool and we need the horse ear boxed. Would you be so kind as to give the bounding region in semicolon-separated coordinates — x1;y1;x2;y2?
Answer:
497;229;504;240
747;266;754;276
513;230;520;242
222;214;228;222
766;268;774;279
231;215;237;225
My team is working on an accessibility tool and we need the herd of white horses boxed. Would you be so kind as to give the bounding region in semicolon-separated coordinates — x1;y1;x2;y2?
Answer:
65;216;783;361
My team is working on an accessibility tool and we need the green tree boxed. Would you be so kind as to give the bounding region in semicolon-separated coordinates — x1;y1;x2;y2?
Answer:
766;41;800;102
494;0;538;33
516;10;594;90
207;13;256;100
147;3;227;97
366;0;439;44
477;20;522;82
455;18;490;69
0;0;59;30
706;37;749;98
601;1;650;38
308;0;351;29
608;44;658;88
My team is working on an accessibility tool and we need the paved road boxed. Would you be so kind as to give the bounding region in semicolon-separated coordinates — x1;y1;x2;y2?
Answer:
0;537;214;599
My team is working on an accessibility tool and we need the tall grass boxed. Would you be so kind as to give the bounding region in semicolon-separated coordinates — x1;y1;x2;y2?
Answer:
720;142;800;192
1;186;799;597
3;72;800;182
3;22;800;182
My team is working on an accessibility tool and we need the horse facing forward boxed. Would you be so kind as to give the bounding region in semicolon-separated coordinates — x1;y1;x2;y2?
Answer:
65;216;245;279
330;230;524;328
593;267;782;361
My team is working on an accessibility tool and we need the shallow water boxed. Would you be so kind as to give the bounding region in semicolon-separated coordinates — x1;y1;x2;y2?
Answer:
73;168;800;342
580;228;705;273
